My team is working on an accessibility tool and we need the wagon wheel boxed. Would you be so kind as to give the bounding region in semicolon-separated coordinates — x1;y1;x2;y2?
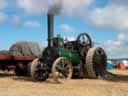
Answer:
14;62;27;76
86;47;107;78
52;57;73;83
27;62;32;76
77;33;92;57
30;58;49;81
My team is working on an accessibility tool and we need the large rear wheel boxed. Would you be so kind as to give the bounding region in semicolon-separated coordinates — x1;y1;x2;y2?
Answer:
52;57;73;83
86;47;107;78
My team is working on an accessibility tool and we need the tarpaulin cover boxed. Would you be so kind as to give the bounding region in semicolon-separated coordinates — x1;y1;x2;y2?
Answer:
9;41;44;57
0;50;11;56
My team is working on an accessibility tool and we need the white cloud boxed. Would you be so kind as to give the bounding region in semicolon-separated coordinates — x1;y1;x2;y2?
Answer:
24;21;41;27
64;37;76;41
60;24;74;32
0;0;8;10
0;12;8;23
60;0;93;16
17;0;93;16
89;5;128;32
104;40;122;47
103;40;122;58
88;0;128;58
0;13;41;28
88;0;128;32
118;33;126;41
103;36;128;58
17;0;49;15
112;0;128;6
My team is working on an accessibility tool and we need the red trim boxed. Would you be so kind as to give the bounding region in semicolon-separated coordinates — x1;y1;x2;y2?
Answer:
0;56;36;61
13;56;36;61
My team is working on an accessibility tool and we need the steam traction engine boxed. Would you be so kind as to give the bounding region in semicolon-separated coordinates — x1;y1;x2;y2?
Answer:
29;14;107;83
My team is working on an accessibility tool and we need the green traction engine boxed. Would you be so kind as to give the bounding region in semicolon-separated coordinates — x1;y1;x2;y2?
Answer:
29;14;107;83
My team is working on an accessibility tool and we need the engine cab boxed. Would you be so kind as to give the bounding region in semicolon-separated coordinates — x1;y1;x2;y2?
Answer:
52;35;64;48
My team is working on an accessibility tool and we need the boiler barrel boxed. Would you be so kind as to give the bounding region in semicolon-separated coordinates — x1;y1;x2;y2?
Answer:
59;48;80;65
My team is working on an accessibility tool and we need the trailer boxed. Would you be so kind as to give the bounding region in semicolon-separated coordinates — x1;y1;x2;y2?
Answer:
0;55;36;76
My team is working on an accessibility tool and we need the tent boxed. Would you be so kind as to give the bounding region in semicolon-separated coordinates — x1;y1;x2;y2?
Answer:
107;60;114;70
120;60;128;69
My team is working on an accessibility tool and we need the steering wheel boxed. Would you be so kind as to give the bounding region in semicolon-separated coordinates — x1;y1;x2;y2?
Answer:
77;33;92;57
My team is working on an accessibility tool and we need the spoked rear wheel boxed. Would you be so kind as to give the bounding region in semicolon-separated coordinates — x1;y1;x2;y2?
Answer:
52;57;73;83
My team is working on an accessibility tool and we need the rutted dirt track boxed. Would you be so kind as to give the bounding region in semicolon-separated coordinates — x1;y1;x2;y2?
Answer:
0;70;128;96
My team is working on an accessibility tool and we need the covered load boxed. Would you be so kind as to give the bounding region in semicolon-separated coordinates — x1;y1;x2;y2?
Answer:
9;41;44;57
0;50;11;56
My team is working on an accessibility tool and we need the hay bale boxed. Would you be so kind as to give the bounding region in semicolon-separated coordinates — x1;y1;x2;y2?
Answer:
9;41;44;57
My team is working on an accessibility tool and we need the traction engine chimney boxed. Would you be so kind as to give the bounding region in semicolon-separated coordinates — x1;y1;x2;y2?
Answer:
48;14;54;47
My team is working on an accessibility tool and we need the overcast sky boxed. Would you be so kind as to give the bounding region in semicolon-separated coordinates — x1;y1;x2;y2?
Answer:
0;0;128;58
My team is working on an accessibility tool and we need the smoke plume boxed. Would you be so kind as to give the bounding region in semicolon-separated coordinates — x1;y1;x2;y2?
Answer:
18;0;93;16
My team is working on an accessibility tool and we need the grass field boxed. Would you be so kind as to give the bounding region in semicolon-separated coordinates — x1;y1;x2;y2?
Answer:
0;69;128;96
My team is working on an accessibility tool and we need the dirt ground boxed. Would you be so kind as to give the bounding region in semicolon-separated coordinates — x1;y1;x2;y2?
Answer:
0;69;128;96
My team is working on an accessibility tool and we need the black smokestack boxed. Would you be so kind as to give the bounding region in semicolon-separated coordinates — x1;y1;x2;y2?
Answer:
47;1;61;47
48;13;54;47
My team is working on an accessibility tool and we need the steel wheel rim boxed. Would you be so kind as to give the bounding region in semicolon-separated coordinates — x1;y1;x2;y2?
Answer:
86;47;107;78
52;57;73;83
93;48;107;77
31;59;48;81
33;62;47;80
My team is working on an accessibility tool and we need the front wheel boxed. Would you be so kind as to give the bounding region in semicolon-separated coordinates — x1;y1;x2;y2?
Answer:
30;58;49;81
52;57;73;83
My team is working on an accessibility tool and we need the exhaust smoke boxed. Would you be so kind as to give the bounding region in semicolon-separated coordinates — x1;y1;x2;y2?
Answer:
18;0;93;16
